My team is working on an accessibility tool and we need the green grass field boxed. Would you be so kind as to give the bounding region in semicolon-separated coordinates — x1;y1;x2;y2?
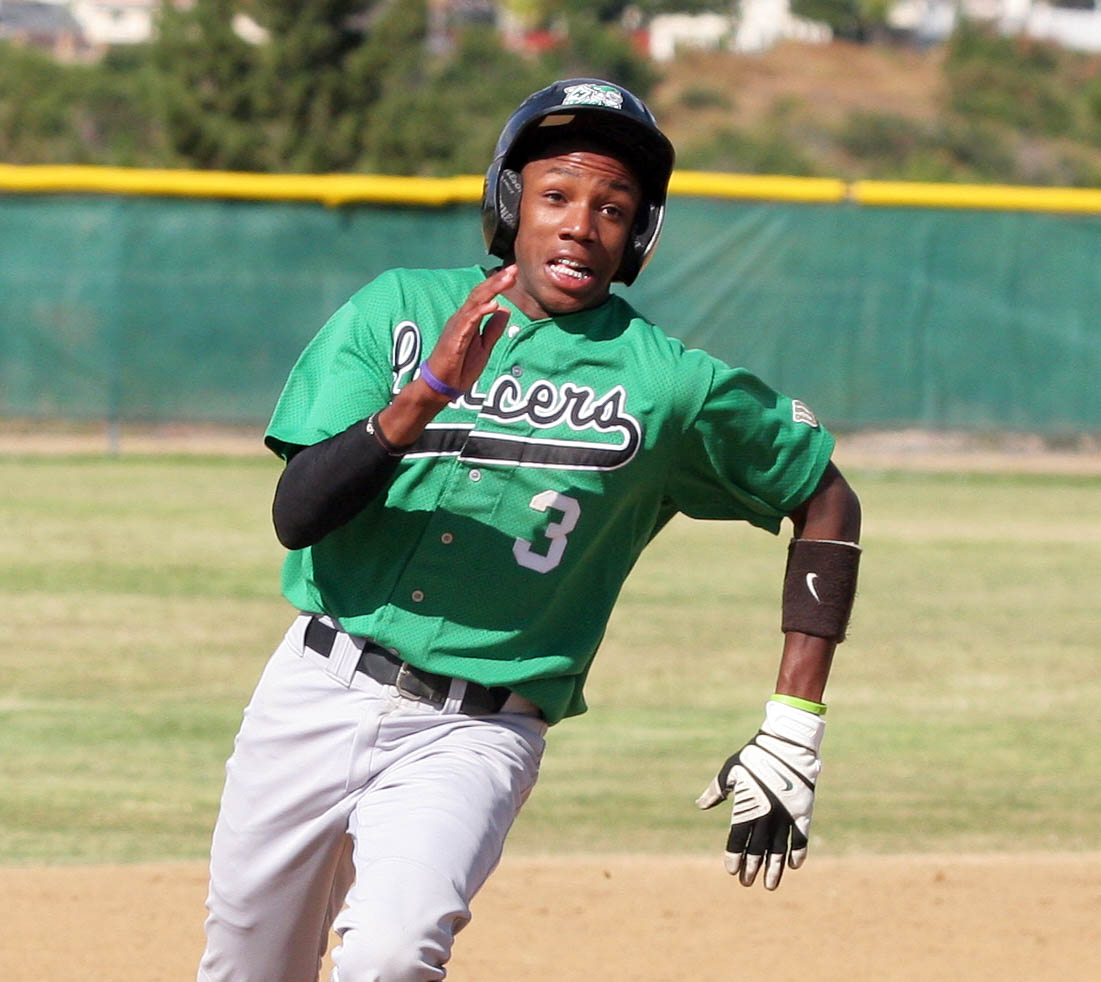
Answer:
1;453;1099;864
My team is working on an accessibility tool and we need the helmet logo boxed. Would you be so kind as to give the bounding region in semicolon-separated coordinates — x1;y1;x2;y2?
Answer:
562;83;623;110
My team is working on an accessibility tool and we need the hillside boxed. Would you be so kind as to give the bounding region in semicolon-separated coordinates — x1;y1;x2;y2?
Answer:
649;38;1101;185
657;41;944;135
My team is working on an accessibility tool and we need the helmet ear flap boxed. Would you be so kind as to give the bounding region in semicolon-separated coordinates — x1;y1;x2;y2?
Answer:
483;162;524;258
494;168;523;255
616;200;663;286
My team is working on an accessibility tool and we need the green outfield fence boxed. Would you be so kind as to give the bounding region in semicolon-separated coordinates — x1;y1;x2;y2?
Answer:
2;165;1099;434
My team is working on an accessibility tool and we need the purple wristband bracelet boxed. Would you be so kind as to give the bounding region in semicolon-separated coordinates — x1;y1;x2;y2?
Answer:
419;361;466;401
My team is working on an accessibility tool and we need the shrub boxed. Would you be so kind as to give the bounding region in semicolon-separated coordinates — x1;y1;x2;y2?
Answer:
680;126;818;176
944;23;1075;138
678;85;733;111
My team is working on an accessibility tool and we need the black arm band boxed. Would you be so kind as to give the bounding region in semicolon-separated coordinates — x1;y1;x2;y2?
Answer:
271;415;409;550
781;538;862;642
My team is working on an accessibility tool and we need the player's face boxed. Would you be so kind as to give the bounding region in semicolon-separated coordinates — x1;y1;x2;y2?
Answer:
505;147;642;319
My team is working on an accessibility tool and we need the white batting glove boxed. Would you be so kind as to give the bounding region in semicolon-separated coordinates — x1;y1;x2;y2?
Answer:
695;699;825;890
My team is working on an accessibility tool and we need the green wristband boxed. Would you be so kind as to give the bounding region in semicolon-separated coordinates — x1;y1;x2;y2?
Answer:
770;693;827;717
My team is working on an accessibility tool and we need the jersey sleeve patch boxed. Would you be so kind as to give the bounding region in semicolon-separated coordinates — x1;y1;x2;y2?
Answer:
791;400;819;428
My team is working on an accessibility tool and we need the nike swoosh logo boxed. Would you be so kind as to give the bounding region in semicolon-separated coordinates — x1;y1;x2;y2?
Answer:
806;572;821;603
762;763;794;792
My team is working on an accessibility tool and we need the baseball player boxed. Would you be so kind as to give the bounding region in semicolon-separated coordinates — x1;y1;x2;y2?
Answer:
198;78;861;982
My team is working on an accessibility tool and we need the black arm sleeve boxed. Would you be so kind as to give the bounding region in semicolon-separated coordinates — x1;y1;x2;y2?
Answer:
271;419;404;550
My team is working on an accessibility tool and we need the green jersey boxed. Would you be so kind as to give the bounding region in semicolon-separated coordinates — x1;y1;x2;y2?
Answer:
266;266;835;724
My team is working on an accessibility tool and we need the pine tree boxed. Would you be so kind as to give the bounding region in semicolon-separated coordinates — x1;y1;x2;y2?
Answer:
150;0;263;169
249;0;382;171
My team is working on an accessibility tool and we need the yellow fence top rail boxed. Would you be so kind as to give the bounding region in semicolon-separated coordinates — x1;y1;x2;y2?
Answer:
669;171;847;202
851;180;1101;214
2;164;1100;215
0;165;485;207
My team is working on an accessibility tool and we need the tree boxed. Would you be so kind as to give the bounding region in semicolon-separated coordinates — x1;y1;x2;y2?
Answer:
149;0;264;169
544;9;659;99
790;0;890;42
0;40;156;165
248;0;386;171
146;0;430;172
358;21;544;175
0;42;83;163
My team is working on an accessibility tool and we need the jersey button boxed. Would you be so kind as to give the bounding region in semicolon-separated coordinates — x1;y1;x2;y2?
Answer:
469;469;482;482
510;365;523;377
411;589;425;603
507;324;520;339
441;532;454;544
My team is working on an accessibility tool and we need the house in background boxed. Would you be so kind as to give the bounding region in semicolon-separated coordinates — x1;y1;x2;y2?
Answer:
4;0;1099;63
649;0;1101;56
0;0;159;52
0;0;91;60
69;0;158;47
0;0;266;57
888;0;1101;52
648;2;831;60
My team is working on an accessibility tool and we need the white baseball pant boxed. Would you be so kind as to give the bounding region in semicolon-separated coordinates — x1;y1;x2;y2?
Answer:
197;615;547;982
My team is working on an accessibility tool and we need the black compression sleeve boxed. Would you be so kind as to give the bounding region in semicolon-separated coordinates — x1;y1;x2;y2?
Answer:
271;418;404;550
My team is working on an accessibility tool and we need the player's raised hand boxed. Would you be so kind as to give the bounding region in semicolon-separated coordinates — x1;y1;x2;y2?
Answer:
695;699;825;890
424;264;517;396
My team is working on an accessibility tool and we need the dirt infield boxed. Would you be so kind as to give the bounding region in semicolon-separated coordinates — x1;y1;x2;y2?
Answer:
2;853;1098;981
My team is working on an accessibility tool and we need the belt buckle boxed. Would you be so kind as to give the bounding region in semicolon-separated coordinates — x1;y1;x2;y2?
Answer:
394;661;439;706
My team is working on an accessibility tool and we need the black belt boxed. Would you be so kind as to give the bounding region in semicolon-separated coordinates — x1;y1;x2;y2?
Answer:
303;615;511;716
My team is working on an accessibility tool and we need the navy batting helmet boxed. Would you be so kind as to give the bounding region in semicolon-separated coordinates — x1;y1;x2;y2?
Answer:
481;78;675;286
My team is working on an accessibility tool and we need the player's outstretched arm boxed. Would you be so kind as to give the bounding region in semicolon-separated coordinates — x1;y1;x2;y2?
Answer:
696;464;861;889
271;416;408;549
271;266;518;549
378;264;517;446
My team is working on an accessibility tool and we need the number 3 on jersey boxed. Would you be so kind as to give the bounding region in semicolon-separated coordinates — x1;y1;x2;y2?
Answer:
512;490;580;574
